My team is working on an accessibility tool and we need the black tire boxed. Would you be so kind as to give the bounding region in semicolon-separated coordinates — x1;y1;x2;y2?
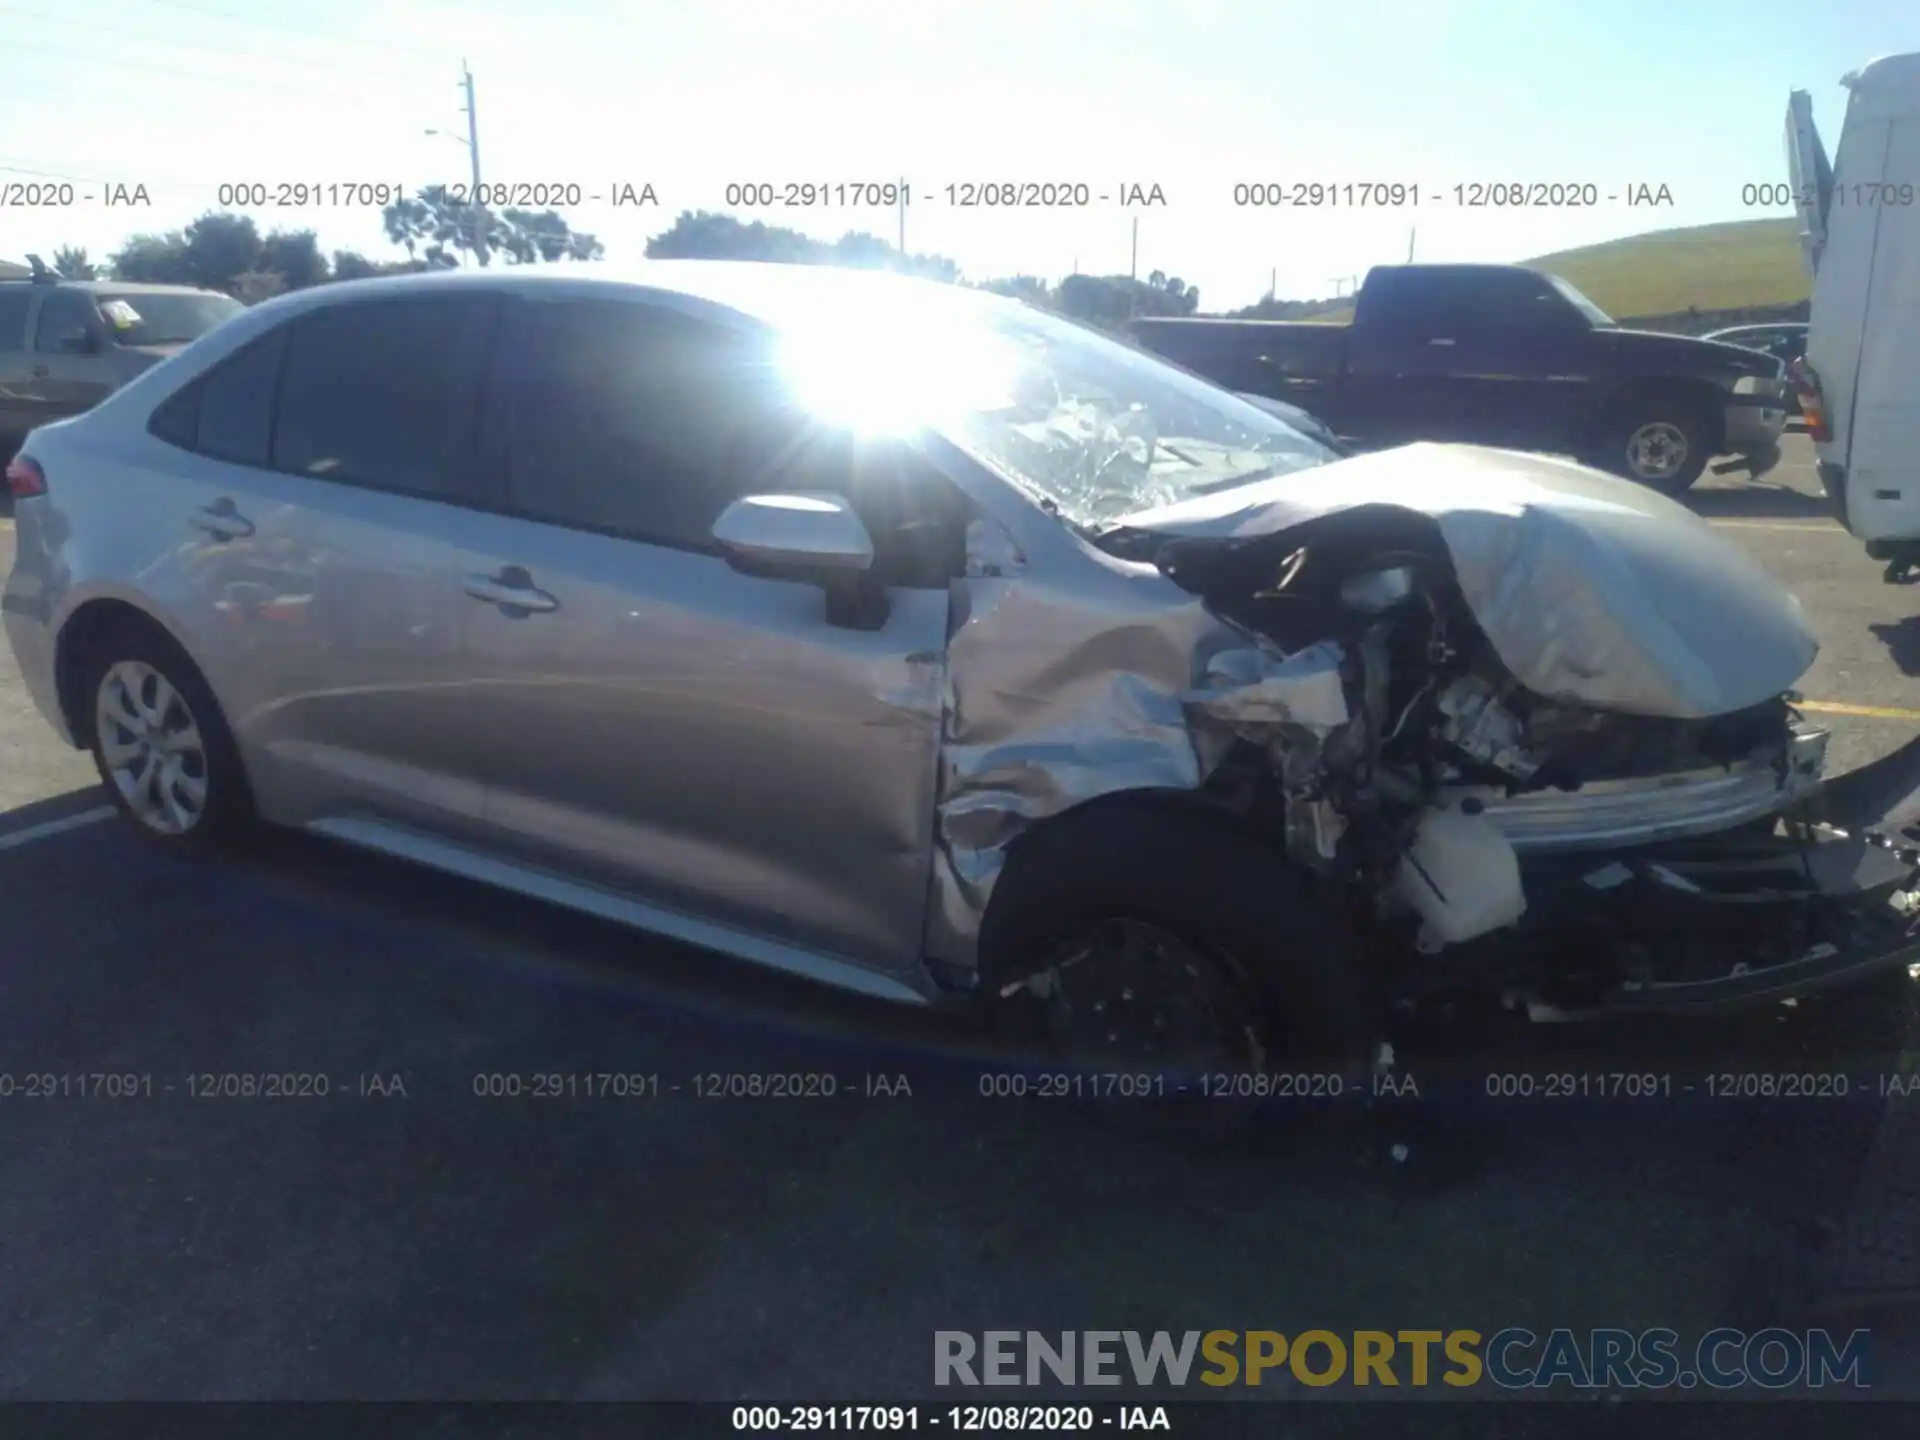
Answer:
978;804;1373;1136
77;617;256;854
1590;399;1714;495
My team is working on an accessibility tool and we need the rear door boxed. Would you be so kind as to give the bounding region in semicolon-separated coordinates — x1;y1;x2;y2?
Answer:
153;294;497;839
1786;90;1835;278
450;294;957;982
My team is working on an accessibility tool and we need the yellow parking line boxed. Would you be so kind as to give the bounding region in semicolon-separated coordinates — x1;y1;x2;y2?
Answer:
1799;699;1920;721
1706;519;1844;532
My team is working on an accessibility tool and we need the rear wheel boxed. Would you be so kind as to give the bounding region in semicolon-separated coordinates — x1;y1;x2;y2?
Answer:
1591;400;1714;495
79;620;255;853
980;806;1371;1138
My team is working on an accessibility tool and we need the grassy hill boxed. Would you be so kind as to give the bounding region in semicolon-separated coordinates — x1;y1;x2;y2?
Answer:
1523;217;1807;317
1274;217;1808;324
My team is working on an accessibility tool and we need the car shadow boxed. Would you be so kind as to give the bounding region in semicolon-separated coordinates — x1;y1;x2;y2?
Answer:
1871;618;1920;677
1689;482;1837;521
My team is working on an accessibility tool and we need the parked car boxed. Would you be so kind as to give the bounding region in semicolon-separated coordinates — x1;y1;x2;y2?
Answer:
0;256;244;449
1786;54;1920;581
1131;264;1791;495
7;264;1918;1093
1702;322;1808;416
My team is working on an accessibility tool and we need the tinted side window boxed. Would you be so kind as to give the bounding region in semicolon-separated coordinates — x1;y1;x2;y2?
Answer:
31;290;98;350
1470;276;1572;330
502;300;784;547
198;325;288;465
148;325;288;466
272;297;493;497
1369;272;1564;333
0;289;32;353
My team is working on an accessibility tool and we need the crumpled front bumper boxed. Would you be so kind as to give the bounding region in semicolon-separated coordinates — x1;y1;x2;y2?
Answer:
1515;732;1920;1018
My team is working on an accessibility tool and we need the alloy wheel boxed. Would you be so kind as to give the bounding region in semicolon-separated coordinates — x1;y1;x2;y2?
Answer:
1625;420;1691;482
95;659;211;836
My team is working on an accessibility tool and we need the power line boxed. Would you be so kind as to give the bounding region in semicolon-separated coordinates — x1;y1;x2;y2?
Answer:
4;4;436;80
5;36;435;102
128;0;453;62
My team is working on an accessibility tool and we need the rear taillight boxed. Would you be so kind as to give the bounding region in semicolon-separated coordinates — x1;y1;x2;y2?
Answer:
1789;356;1832;443
4;453;46;499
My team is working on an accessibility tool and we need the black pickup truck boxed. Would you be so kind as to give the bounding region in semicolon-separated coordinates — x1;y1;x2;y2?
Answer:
1131;264;1790;494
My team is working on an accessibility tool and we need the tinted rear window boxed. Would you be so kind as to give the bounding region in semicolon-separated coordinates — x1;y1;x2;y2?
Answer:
199;327;288;465
149;326;289;467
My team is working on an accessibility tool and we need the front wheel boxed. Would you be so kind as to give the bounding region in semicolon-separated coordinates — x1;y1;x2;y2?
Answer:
979;807;1371;1139
1591;402;1714;495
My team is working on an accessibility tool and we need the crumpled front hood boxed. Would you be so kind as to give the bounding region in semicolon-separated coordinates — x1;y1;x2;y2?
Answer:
1113;442;1818;719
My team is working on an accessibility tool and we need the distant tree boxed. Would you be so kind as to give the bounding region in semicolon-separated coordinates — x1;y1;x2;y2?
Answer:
646;211;816;263
330;249;384;282
178;212;264;292
1224;295;1347;320
644;210;958;280
50;245;98;280
380;187;602;269
231;270;288;304
257;230;330;291
381;188;466;268
494;208;606;264
976;275;1054;307
108;230;193;284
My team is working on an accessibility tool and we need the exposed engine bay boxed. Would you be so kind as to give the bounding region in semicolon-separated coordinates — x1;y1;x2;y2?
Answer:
1092;505;1920;1018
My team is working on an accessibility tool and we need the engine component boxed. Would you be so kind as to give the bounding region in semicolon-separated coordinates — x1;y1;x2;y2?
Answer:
1434;675;1541;781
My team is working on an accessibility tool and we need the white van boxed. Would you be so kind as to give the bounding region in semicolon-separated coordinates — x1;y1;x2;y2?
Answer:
1788;53;1920;582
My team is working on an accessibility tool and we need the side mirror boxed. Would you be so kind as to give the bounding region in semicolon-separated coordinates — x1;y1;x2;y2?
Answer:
711;492;888;629
53;328;100;355
712;492;875;575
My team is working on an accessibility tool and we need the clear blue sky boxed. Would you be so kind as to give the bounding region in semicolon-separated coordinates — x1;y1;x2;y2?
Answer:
2;0;1914;307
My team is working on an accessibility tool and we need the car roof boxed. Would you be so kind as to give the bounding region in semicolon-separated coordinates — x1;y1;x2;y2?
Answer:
231;260;1010;333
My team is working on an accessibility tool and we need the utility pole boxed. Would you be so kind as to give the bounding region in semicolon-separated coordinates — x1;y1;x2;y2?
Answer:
1129;216;1139;282
461;61;485;266
897;176;907;265
1407;227;1416;262
1269;266;1277;300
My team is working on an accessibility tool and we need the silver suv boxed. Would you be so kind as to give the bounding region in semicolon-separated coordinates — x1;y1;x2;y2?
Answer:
0;261;243;449
6;263;1918;1081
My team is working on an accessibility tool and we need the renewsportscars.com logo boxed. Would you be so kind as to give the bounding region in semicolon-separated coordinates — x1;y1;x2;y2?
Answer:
934;1328;1873;1390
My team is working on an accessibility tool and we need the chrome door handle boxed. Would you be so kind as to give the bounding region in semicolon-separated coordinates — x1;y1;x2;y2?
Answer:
190;500;255;540
1427;337;1456;347
464;569;559;613
30;364;49;379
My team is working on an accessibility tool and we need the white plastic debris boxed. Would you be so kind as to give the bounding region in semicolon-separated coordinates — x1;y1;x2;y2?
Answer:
1392;804;1528;952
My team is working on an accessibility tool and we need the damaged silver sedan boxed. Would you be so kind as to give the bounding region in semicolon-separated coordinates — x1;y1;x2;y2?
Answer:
7;262;1918;1079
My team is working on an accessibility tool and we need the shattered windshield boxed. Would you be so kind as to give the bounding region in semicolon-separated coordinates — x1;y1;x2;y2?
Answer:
772;286;1339;528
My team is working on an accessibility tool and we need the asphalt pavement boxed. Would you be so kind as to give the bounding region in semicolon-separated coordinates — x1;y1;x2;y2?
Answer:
1;437;1918;1403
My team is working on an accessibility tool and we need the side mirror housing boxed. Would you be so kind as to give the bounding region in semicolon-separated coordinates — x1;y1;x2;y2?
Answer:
712;492;875;576
711;493;888;629
54;328;100;355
